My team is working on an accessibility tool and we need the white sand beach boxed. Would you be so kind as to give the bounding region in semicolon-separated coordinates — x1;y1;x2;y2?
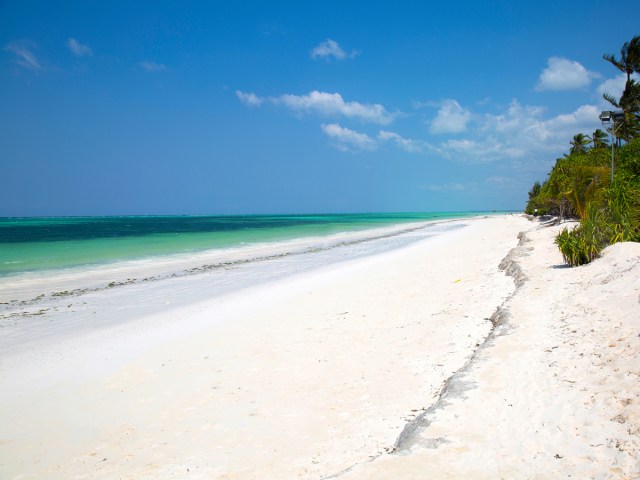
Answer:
1;215;638;479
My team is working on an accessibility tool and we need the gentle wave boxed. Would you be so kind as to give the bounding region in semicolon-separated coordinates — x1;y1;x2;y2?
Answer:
0;218;471;307
0;212;488;276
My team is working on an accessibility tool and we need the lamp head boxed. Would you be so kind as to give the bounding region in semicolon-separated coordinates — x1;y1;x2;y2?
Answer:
599;111;612;122
612;111;625;122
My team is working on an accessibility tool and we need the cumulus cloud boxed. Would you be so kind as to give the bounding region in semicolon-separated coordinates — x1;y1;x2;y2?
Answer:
544;104;600;131
320;96;599;165
410;99;601;165
321;123;376;152
482;100;546;135
4;40;41;71
236;90;393;124
429;99;471;134
536;57;599;91
460;100;601;162
311;39;357;60
67;38;92;57
235;86;601;169
236;90;263;107
277;91;394;124
139;61;167;72
318;97;599;163
597;72;640;104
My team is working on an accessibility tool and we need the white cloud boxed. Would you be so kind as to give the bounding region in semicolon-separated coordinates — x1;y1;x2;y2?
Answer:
311;39;357;60
321;123;376;152
380;99;595;162
235;90;263;107
377;130;432;153
139;61;167;72
536;57;599;91
417;99;600;165
235;87;602;170
235;90;394;124
597;72;640;104
276;91;394;124
544;104;600;131
483;100;546;134
429;99;471;134
67;38;92;57
4;40;41;71
462;100;600;162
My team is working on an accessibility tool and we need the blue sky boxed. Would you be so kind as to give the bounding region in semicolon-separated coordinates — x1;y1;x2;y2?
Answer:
1;0;639;216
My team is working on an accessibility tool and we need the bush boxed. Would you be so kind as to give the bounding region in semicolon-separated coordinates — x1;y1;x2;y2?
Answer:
555;205;607;266
616;138;640;178
531;137;639;266
604;177;640;243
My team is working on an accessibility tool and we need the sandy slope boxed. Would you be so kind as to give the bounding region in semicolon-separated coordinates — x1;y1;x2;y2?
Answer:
339;222;640;479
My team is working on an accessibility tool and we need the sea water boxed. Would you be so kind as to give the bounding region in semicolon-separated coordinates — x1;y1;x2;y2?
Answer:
0;212;495;347
0;213;486;276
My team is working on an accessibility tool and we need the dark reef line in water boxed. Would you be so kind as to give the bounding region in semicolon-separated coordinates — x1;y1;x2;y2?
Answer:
1;221;465;312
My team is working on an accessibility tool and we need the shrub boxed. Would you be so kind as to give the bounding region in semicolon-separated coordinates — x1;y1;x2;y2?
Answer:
555;205;608;266
533;137;639;266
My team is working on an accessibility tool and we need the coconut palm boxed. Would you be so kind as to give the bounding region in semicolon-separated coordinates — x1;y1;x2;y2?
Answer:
602;36;640;143
621;79;640;114
566;165;609;221
569;133;591;154
592;129;609;148
602;35;640;82
603;90;640;144
605;79;640;115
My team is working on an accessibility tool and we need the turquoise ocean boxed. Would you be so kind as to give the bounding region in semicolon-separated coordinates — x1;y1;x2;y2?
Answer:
0;212;488;277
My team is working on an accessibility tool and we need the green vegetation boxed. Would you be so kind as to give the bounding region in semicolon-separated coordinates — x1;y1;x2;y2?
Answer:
526;35;640;266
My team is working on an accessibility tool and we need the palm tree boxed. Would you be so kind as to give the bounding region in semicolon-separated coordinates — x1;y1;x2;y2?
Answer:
570;133;591;154
566;166;609;221
528;181;542;200
602;37;640;143
603;87;640;144
592;129;609;148
621;79;640;114
602;35;640;82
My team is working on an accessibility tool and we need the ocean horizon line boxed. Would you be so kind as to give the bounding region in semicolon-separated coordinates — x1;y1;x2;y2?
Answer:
0;209;518;221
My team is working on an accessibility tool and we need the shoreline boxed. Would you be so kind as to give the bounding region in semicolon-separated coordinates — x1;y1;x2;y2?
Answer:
0;217;492;359
0;212;492;281
0;216;477;305
1;215;637;478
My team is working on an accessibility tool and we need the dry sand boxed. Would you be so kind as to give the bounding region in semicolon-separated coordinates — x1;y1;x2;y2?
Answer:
0;215;638;479
339;221;640;480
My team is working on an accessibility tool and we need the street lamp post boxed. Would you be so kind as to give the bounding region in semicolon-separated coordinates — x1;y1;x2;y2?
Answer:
599;110;625;182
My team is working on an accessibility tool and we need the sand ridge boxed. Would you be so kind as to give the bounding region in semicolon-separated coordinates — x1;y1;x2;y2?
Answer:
338;221;640;479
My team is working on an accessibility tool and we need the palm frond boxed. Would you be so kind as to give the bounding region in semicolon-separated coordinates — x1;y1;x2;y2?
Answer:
603;53;624;73
602;93;621;108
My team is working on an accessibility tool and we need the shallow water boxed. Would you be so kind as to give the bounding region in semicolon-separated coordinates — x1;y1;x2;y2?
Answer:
0;212;486;275
0;216;487;350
